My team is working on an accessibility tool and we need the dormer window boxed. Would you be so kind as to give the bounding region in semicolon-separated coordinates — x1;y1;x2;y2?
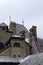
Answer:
20;30;26;38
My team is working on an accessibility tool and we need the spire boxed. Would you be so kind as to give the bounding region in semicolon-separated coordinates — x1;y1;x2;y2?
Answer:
9;15;11;22
22;20;24;26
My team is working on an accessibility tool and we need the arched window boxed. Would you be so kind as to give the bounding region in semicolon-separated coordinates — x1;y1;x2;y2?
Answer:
0;42;5;50
14;43;20;47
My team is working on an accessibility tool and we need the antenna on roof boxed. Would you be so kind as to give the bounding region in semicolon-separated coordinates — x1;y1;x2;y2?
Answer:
22;20;24;26
9;15;11;22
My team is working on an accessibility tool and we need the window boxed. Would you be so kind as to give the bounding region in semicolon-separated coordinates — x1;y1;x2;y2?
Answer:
40;45;43;47
14;43;20;47
13;55;16;57
2;27;5;30
0;42;5;50
18;55;20;57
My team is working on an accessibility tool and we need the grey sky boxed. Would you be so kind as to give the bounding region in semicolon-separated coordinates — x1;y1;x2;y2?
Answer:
0;0;43;38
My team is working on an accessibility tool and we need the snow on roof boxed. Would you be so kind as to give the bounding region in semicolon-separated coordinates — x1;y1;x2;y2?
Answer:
16;23;29;38
0;56;23;63
12;35;24;38
12;35;21;37
0;22;8;26
20;53;43;65
20;55;31;63
9;21;29;38
25;38;29;43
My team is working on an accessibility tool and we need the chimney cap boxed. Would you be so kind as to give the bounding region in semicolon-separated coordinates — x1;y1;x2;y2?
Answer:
32;26;36;28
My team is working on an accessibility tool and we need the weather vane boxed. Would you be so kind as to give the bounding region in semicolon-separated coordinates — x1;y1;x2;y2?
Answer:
22;20;24;26
9;15;11;21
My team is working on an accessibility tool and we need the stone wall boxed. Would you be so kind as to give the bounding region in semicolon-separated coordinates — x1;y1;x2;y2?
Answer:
11;38;30;57
0;47;11;56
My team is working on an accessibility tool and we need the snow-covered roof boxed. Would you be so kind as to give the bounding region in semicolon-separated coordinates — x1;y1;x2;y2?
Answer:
12;35;24;38
0;22;8;26
12;35;30;43
10;21;29;38
20;53;43;65
0;56;23;63
25;38;29;43
16;23;29;38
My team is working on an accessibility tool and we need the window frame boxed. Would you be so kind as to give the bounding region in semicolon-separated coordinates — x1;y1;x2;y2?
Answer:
14;43;21;47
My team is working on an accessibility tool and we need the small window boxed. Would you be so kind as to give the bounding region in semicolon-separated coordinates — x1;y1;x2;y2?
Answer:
2;27;5;30
13;55;16;57
14;43;20;47
18;55;20;57
40;45;43;47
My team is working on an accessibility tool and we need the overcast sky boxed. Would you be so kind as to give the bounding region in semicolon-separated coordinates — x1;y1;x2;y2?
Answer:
0;0;43;38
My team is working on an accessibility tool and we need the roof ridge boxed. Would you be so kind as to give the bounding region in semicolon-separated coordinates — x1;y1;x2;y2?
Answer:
0;22;8;26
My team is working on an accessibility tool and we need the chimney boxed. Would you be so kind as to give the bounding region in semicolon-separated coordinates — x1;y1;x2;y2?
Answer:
32;26;37;42
9;21;16;35
29;26;37;45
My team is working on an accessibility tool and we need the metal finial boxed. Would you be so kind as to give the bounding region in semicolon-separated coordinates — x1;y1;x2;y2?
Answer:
9;15;11;21
22;20;24;26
